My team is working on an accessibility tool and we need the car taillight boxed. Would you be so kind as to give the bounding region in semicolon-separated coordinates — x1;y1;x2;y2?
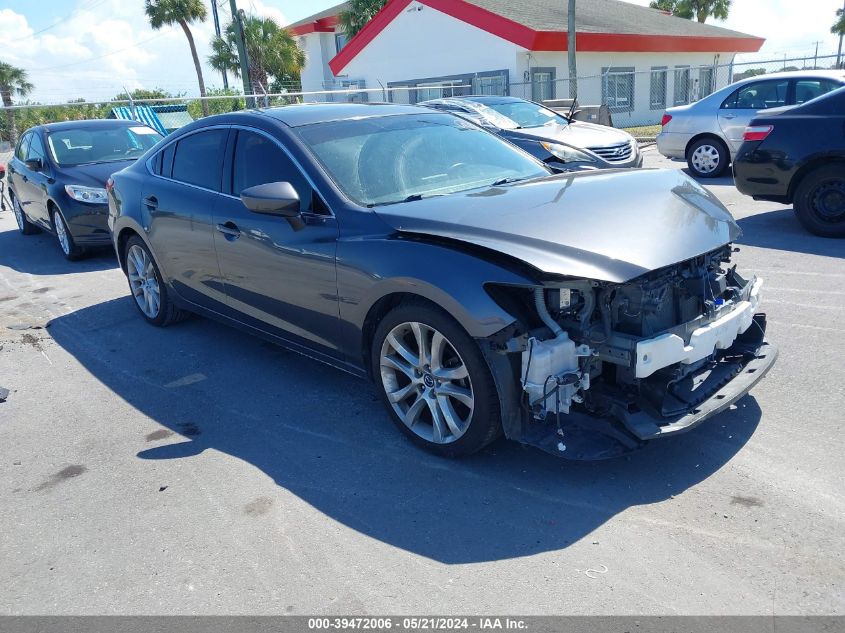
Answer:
660;113;672;126
105;177;114;193
743;125;773;142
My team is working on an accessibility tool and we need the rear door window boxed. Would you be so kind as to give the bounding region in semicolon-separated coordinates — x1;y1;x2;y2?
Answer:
721;79;788;109
794;79;843;105
171;129;228;191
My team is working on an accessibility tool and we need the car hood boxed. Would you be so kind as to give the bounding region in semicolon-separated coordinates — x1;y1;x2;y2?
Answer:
519;120;632;148
374;169;740;283
56;159;137;188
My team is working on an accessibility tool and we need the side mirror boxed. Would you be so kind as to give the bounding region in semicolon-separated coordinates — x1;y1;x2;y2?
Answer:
24;158;43;171
240;182;300;217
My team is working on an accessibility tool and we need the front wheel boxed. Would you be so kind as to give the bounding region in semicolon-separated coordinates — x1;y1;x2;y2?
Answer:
371;301;501;457
687;138;729;178
123;236;188;326
793;165;845;238
13;196;39;235
52;208;84;260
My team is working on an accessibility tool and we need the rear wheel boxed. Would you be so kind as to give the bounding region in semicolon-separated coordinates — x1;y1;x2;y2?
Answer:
52;208;84;260
12;196;39;235
687;138;729;178
371;301;501;457
793;165;845;238
123;236;188;326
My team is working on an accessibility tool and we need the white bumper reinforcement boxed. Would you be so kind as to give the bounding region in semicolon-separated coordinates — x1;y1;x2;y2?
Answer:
635;277;762;379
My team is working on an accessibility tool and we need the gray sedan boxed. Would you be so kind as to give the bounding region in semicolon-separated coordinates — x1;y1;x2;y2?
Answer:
657;70;845;177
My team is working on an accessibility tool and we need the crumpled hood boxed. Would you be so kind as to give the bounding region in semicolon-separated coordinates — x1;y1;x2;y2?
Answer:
374;169;741;283
57;159;136;188
520;120;633;148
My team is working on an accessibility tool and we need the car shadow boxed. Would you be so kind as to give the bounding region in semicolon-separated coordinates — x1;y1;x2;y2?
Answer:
735;208;844;257
47;297;762;564
0;224;117;274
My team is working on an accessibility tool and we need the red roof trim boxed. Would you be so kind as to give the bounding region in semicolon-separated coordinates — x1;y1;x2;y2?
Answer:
291;15;339;36
328;0;763;74
329;0;412;75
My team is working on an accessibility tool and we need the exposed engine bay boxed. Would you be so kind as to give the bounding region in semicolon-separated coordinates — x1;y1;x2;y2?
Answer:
490;245;777;459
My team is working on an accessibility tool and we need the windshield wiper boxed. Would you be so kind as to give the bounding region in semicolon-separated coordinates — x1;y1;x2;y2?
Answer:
490;177;525;186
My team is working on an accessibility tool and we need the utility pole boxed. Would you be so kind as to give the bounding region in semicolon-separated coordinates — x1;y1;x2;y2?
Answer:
567;0;577;99
211;0;229;89
228;0;254;107
812;40;821;69
838;0;845;69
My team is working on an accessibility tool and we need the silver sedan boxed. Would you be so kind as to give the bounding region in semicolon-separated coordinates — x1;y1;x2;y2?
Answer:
657;70;845;178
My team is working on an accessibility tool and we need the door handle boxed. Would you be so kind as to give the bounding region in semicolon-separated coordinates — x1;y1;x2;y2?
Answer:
216;221;241;240
142;195;158;210
723;114;736;120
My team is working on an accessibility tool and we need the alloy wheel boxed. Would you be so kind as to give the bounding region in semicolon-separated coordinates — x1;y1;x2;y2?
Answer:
126;244;161;319
379;321;474;444
54;213;71;255
13;198;24;231
690;144;721;175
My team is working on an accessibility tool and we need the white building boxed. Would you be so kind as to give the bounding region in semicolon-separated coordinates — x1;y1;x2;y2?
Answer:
289;0;764;125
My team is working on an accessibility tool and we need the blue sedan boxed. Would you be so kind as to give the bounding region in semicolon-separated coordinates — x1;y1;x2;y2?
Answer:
7;119;162;260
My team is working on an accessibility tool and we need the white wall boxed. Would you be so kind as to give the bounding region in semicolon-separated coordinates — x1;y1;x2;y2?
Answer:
299;32;339;101
339;1;524;98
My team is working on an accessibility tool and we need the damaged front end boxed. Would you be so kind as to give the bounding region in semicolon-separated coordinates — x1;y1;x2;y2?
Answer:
486;245;778;460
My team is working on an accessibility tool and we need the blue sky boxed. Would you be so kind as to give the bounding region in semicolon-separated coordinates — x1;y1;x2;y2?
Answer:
2;0;842;103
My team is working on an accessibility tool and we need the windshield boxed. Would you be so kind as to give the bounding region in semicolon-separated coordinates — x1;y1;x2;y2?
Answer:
47;126;163;166
297;114;550;207
480;100;568;129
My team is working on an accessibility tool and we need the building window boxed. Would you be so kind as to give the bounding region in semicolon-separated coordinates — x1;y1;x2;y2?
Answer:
602;67;634;113
472;73;507;96
334;32;348;53
674;66;691;105
387;70;508;104
698;67;714;99
650;66;667;110
530;67;555;102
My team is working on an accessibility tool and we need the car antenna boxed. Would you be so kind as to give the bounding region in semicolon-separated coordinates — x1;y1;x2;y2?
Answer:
566;88;578;121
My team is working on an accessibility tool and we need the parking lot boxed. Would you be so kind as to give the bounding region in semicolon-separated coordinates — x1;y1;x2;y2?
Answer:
0;146;843;615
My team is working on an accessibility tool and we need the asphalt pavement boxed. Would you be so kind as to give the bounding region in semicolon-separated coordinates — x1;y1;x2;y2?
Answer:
0;146;843;615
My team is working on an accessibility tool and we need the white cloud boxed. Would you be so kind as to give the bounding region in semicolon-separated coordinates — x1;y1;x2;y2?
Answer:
3;0;232;104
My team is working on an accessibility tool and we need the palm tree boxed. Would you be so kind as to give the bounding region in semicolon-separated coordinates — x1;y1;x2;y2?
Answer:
144;0;210;117
209;15;305;94
649;0;731;23
0;61;33;144
833;7;845;69
338;0;387;37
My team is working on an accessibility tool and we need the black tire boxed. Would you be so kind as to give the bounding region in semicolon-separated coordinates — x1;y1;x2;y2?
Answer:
12;194;39;235
123;235;189;327
51;207;85;260
371;300;501;457
793;165;845;238
687;137;729;178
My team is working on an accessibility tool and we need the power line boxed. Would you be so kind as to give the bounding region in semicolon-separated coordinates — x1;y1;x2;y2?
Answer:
10;0;112;43
29;30;174;71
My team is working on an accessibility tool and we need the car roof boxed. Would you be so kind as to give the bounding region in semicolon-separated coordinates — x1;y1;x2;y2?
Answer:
730;69;845;86
257;102;436;127
38;119;154;134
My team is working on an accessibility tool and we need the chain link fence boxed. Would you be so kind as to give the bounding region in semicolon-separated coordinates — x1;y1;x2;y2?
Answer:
1;53;842;147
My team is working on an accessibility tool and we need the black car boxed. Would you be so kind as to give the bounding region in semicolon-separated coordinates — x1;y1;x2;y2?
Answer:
734;86;845;237
420;96;642;170
7;119;163;259
109;104;775;460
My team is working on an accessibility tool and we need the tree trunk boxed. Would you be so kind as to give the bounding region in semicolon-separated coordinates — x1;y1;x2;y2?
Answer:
180;19;209;117
1;89;16;145
697;10;706;22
